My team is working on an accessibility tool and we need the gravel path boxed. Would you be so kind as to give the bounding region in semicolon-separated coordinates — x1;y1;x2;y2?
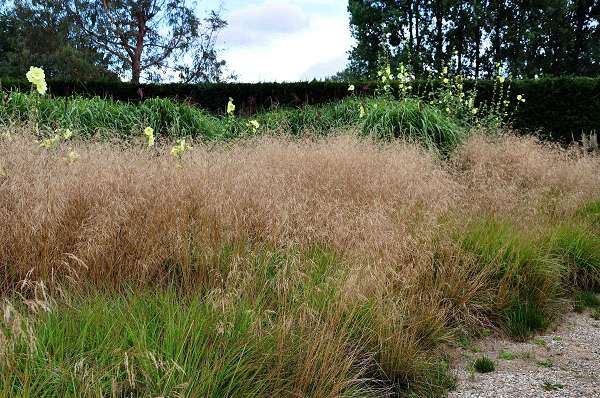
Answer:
449;311;600;398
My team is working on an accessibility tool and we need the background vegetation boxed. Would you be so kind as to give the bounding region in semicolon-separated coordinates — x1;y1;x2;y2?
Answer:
345;0;600;79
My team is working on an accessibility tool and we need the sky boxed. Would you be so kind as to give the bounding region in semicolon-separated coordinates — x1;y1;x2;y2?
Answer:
203;0;354;82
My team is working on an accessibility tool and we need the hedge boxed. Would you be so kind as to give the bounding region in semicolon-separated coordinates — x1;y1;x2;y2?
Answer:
1;77;599;142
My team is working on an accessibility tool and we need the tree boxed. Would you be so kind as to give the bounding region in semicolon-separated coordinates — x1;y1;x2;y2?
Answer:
0;0;117;80
70;0;229;84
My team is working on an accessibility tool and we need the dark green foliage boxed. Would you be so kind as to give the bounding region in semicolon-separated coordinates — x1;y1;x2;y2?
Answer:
473;356;495;373
0;79;370;115
504;300;548;340
0;1;117;81
346;0;600;79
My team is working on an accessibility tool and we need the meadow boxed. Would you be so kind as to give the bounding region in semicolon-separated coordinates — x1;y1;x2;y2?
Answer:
0;69;599;397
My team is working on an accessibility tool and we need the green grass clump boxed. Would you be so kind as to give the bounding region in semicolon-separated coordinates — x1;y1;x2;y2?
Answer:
461;219;563;339
0;292;273;397
472;356;496;373
498;350;515;360
573;291;600;312
548;223;600;291
361;98;466;153
576;199;600;228
256;98;362;135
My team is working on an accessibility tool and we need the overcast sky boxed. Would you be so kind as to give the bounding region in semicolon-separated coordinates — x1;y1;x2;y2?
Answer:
204;0;353;82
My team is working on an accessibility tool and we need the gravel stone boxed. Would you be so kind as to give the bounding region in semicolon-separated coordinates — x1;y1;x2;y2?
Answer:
449;312;600;398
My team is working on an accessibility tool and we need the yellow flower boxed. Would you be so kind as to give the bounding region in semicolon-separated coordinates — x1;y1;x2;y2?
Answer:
36;81;48;95
62;129;73;140
171;139;192;159
226;98;236;116
64;149;80;164
471;108;479;115
26;66;47;95
443;78;449;84
359;103;366;118
348;84;355;92
26;66;45;84
442;67;448;75
498;76;505;83
143;127;155;147
246;120;260;133
39;134;61;149
517;94;525;103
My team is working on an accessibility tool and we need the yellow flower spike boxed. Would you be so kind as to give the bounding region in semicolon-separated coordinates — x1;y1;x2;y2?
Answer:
359;103;366;118
26;66;47;95
226;98;236;116
36;81;48;95
143;127;155;147
171;139;192;159
246;120;260;134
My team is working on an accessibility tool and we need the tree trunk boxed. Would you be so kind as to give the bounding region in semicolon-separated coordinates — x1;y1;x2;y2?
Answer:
475;1;481;79
131;7;147;84
415;0;421;73
435;0;444;70
493;0;502;65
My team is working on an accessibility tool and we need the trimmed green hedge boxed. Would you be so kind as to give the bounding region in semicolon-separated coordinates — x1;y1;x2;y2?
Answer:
1;77;599;142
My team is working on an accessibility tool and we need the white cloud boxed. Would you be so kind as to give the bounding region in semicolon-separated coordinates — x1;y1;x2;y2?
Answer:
220;2;310;47
219;2;353;82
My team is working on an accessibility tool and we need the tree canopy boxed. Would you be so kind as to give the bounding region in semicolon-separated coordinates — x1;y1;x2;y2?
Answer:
346;0;600;79
0;0;230;83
